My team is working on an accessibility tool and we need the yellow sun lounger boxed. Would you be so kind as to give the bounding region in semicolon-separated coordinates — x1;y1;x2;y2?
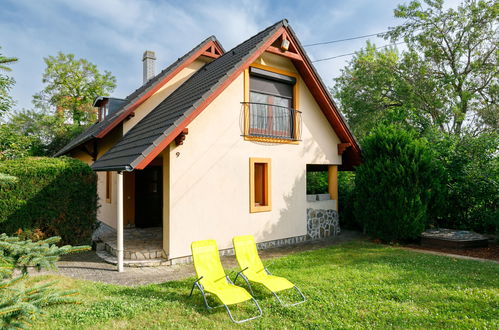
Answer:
189;239;262;323
232;235;306;306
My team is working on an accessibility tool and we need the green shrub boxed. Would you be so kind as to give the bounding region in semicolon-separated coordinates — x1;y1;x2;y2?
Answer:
306;171;328;194
0;157;97;245
354;126;445;241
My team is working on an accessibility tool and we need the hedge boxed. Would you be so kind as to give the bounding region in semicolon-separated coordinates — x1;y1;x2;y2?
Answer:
0;157;97;245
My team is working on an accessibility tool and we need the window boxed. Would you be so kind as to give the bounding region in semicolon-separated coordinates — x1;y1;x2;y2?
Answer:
106;172;112;203
249;158;271;213
98;99;109;122
244;64;301;142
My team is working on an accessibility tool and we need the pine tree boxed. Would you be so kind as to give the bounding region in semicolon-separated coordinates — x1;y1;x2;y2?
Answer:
0;233;89;329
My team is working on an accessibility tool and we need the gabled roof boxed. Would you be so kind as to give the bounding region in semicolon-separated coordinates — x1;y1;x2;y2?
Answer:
91;19;361;171
91;21;284;171
54;36;224;157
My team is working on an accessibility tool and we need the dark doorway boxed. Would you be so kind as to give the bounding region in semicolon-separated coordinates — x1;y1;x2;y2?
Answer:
135;166;163;227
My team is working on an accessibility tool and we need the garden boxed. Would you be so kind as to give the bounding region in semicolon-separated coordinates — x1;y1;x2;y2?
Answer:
1;0;498;328
28;241;499;329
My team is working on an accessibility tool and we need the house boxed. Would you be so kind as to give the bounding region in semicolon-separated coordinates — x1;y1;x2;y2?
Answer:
56;19;361;271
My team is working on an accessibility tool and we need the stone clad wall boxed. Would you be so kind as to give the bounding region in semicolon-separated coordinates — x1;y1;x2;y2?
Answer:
307;208;340;239
170;234;308;265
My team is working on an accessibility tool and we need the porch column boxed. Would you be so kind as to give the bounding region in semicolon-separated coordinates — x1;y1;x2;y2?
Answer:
162;147;170;258
117;171;124;272
328;165;338;210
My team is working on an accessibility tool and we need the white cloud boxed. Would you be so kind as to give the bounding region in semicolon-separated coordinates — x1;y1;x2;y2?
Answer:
1;0;430;110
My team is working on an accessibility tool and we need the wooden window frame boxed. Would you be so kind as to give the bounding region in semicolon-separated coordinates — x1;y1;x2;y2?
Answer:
244;63;300;144
105;171;112;203
249;158;272;213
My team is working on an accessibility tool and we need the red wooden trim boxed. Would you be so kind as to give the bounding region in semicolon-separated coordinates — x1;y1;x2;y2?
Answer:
175;128;189;145
96;40;224;139
135;27;287;169
266;46;302;61
338;143;351;155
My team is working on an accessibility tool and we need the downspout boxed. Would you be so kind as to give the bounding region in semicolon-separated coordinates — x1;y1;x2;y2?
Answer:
117;171;124;272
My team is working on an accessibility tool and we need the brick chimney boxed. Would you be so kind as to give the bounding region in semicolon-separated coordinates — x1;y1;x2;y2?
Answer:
142;50;156;84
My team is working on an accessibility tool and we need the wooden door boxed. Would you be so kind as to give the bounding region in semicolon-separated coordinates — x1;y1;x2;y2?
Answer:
135;166;163;227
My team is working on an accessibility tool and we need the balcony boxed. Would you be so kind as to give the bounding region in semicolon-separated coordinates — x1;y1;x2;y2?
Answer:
241;102;302;141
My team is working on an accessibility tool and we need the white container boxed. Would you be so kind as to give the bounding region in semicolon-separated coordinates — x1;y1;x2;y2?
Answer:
306;194;318;202
317;193;331;201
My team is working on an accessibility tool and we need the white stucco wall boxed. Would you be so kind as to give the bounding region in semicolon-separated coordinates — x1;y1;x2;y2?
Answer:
86;59;209;229
97;171;117;228
166;54;342;259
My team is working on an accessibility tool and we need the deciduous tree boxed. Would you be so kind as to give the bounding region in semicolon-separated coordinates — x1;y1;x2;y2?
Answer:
0;47;18;119
34;52;116;126
333;0;498;138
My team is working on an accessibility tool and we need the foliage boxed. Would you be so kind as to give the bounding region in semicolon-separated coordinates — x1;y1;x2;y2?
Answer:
0;109;87;159
0;157;97;245
333;44;410;138
33;52;116;126
338;171;360;230
334;0;498;139
0;47;18;119
306;171;328;194
30;241;499;329
0;121;42;160
387;0;498;135
0;173;17;185
0;233;89;329
354;126;445;241
0;52;115;159
429;130;499;234
333;0;498;236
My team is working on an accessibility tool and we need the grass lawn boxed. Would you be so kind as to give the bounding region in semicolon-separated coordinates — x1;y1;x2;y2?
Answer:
31;241;498;329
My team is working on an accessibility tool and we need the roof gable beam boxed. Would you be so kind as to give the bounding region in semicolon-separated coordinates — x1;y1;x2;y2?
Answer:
265;31;303;61
202;44;222;59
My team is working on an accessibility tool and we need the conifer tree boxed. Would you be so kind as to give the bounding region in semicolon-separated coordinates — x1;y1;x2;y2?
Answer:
0;233;89;329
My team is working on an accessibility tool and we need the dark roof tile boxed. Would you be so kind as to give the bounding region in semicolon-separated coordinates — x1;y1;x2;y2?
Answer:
55;36;222;157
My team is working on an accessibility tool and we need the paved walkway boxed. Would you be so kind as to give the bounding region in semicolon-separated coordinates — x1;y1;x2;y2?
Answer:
401;247;499;264
31;231;364;287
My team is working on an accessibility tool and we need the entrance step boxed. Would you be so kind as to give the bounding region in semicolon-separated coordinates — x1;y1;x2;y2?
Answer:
97;250;170;267
103;240;165;260
94;226;167;267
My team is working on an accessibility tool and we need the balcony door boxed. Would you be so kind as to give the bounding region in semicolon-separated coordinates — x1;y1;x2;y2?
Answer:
248;68;296;139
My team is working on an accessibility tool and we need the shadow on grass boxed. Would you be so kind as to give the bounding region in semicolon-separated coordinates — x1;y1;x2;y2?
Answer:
290;241;495;276
34;241;498;329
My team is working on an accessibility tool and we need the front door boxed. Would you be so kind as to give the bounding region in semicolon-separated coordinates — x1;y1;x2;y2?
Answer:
135;166;163;227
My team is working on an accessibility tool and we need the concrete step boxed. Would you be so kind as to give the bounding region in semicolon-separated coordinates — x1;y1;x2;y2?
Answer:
96;250;170;267
103;240;164;260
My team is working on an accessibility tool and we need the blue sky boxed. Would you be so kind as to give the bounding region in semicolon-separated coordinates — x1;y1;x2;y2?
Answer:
1;0;461;112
